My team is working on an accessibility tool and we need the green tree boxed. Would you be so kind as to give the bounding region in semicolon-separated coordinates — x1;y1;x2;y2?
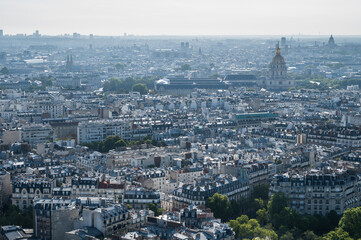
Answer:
180;64;191;71
268;192;288;217
323;228;352;240
103;135;122;152
303;230;318;240
0;205;33;228
148;203;157;213
132;83;148;95
115;63;126;71
228;220;241;237
228;216;277;240
252;184;270;201
148;203;164;217
252;198;265;211
339;206;361;239
280;231;294;240
156;208;165;216
256;208;268;226
236;215;249;224
206;193;232;222
114;139;128;148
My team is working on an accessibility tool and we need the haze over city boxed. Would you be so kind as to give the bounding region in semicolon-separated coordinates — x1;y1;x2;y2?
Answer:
1;0;361;36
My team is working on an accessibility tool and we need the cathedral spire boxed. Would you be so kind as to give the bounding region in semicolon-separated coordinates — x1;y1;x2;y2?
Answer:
276;42;281;55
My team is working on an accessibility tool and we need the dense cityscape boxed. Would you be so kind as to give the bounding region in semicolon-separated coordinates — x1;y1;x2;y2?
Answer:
1;14;361;240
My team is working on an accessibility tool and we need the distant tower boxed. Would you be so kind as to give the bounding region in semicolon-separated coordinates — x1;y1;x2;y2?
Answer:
328;35;336;47
65;55;73;72
0;29;3;37
266;42;294;90
281;37;286;47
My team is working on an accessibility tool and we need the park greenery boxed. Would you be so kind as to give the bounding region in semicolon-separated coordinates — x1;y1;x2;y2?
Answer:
0;205;33;228
83;135;166;153
148;203;165;217
205;186;361;239
292;77;361;91
102;76;158;94
131;83;148;95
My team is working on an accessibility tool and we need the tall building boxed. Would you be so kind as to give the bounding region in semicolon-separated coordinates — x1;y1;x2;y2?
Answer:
0;29;3;37
281;37;286;46
0;170;11;209
265;43;294;90
34;199;79;240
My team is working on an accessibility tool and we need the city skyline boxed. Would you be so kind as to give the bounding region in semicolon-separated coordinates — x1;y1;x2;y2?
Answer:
1;0;361;36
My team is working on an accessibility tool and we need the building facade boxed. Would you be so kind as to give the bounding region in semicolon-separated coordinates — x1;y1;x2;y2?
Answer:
270;169;361;215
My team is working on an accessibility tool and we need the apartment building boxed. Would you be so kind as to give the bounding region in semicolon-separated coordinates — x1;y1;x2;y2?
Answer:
12;178;52;211
33;199;78;240
172;174;249;209
77;119;132;144
123;188;161;210
21;124;54;146
270;168;361;215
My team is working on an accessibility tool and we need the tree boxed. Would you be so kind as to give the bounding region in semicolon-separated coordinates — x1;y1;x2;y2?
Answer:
103;135;123;152
228;220;241;237
252;198;265;211
180;64;191;71
115;63;126;71
228;216;277;240
252;184;270;201
303;230;318;240
236;215;249;224
323;228;352;240
280;231;294;240
0;67;9;75
206;193;231;222
0;205;33;228
132;83;148;95
156;208;165;216
256;208;268;226
148;203;157;213
268;192;288;217
114;139;128;148
148;203;164;217
339;206;361;239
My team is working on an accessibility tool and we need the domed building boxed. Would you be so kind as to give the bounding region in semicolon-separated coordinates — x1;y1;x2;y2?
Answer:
328;34;336;47
265;43;294;90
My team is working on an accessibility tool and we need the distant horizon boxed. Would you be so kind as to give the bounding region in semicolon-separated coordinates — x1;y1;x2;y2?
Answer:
2;32;361;38
1;0;361;36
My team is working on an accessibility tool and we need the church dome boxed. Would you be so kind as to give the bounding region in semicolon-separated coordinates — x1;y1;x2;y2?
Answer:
328;34;335;46
270;54;285;65
269;43;287;80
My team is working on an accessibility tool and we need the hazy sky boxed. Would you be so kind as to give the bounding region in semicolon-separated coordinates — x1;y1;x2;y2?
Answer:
1;0;360;36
